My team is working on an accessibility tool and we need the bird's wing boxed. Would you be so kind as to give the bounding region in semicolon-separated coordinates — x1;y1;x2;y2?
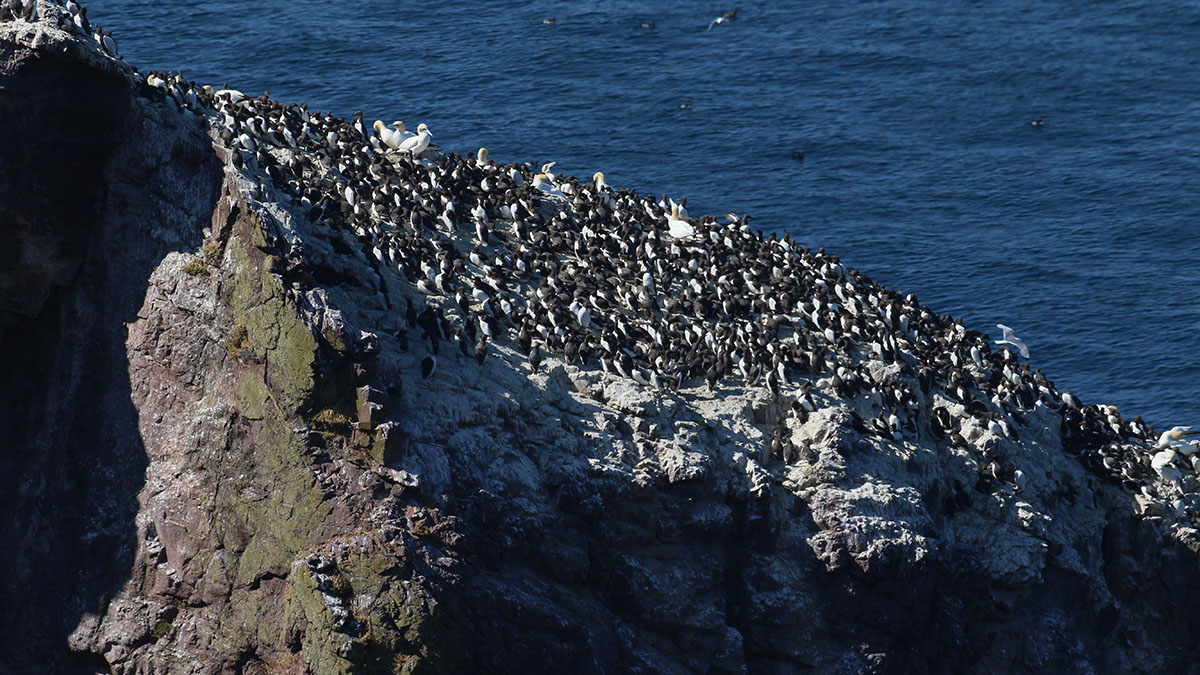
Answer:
707;17;719;30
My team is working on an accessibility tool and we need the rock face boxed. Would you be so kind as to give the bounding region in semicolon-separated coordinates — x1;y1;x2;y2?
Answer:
2;5;1199;674
0;15;219;673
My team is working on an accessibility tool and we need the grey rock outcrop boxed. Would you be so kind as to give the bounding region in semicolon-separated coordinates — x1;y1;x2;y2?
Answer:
1;3;1198;674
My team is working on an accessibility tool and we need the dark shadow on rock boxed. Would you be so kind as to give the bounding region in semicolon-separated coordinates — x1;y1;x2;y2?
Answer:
0;38;218;672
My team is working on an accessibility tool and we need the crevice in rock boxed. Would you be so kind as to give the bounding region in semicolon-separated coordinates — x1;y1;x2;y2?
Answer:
722;494;750;657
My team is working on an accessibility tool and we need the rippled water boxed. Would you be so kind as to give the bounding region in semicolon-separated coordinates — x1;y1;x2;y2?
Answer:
88;0;1200;427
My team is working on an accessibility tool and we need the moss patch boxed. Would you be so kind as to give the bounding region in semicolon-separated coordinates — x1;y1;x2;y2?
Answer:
150;610;177;643
183;256;209;276
312;408;352;432
274;539;474;673
201;240;222;266
224;322;250;359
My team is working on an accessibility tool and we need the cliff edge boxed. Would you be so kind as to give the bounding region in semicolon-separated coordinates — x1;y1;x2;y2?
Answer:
2;3;1198;673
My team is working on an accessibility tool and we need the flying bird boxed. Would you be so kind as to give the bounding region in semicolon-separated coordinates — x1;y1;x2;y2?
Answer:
995;324;1029;359
707;8;738;31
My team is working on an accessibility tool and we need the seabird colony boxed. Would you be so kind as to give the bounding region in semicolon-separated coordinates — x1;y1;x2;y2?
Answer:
20;0;1199;515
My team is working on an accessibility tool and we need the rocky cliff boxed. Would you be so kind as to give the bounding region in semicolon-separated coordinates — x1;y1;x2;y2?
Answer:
2;3;1198;674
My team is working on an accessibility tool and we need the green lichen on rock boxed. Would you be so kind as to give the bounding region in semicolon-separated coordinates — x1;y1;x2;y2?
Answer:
367;422;405;466
234;372;272;426
205;365;336;664
279;550;463;675
192;207;357;666
283;562;357;675
224;220;320;413
233;400;329;576
151;197;467;672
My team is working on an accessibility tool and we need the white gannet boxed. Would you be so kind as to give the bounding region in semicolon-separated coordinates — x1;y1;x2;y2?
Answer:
592;171;607;191
372;120;397;149
667;204;695;239
593;172;617;208
391;121;414;142
1156;426;1196;449
1152;449;1182;482
214;87;245;102
995;324;1030;359
396;123;431;157
531;173;567;200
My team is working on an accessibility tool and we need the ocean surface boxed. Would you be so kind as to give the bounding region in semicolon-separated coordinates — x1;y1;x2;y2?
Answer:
88;0;1199;428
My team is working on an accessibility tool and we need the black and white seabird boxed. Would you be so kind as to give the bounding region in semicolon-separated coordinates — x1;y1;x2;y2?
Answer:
528;344;542;373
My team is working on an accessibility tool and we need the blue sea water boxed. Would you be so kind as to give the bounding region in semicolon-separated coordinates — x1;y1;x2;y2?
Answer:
87;0;1199;428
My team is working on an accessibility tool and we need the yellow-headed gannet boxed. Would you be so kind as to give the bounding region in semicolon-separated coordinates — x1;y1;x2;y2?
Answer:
396;123;431;157
1157;426;1198;449
667;204;695;238
532;173;567;200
